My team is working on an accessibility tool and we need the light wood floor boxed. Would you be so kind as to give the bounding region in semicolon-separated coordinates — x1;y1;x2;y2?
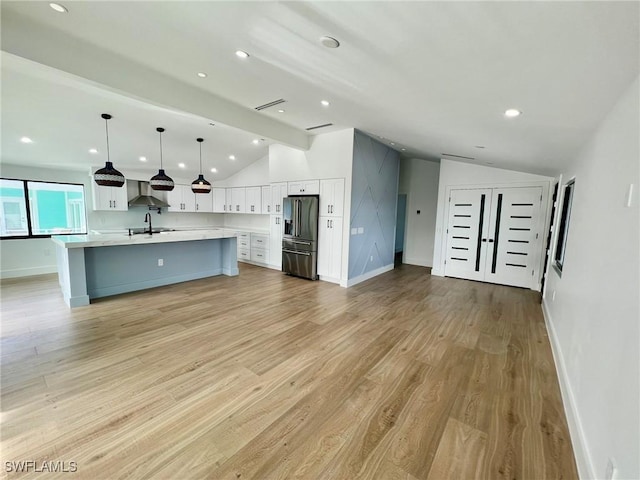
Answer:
1;264;577;479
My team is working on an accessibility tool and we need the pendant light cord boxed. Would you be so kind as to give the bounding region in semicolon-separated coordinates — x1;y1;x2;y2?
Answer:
199;142;203;174
159;131;163;169
104;117;110;162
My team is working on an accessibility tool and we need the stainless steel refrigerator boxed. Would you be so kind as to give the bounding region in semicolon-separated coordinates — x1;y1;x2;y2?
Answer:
282;195;319;280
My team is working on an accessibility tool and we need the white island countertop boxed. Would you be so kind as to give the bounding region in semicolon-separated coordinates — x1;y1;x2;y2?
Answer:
52;228;237;249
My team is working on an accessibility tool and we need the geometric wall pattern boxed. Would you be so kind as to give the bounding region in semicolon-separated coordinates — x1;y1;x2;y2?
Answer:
348;130;400;279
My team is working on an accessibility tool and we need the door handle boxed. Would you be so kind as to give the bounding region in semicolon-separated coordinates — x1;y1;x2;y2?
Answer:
283;249;311;256
482;238;487;242
488;239;494;243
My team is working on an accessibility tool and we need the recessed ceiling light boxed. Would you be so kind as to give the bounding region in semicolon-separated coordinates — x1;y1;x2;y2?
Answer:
197;72;207;78
209;123;215;127
475;145;486;149
321;100;330;107
88;148;98;154
49;3;68;13
390;142;395;146
235;50;249;59
319;36;340;48
401;148;406;151
229;155;236;160
504;109;521;118
20;137;33;144
252;139;259;145
277;109;285;113
139;156;147;162
178;163;186;168
210;167;217;173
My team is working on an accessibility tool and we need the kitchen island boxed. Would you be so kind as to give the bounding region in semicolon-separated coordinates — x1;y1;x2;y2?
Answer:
52;229;238;307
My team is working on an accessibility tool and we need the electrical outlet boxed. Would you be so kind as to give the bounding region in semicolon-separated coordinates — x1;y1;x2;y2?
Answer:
158;258;164;267
605;457;617;480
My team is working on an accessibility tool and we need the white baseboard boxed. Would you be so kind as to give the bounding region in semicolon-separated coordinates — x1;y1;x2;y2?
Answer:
346;264;394;287
319;275;340;285
430;267;444;277
541;299;596;480
403;256;432;267
0;265;57;279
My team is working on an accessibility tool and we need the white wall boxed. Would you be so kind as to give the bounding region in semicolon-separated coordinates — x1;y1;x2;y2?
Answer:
217;155;269;187
431;159;553;276
542;76;639;480
399;158;440;267
269;129;355;286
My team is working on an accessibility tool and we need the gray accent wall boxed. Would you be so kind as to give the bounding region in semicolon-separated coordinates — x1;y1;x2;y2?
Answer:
348;130;400;280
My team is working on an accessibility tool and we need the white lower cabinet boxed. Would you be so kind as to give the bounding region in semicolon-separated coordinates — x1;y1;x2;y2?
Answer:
234;231;270;265
318;216;342;282
269;215;283;268
250;233;269;264
236;231;251;261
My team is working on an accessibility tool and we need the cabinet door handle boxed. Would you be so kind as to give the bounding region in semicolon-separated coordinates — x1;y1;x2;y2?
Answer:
196;204;199;211
330;220;333;228
328;205;330;214
331;205;334;214
268;205;270;212
327;219;330;228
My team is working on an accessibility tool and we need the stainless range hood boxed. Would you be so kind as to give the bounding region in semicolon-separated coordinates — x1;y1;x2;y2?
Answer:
128;181;170;209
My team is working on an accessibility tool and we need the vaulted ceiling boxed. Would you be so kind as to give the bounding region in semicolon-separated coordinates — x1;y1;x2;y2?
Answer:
1;1;638;179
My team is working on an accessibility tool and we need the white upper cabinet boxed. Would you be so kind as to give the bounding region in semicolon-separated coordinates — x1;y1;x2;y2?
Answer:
231;187;246;213
245;186;261;214
270;182;288;215
226;188;233;213
261;186;271;214
194;191;213;213
92;182;128;211
319;178;345;217
212;188;226;213
167;185;196;212
288;180;320;195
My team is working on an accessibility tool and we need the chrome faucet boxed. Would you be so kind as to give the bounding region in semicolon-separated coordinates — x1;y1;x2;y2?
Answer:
144;212;152;235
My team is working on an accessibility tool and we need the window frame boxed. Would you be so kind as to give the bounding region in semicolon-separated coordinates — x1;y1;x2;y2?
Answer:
553;178;575;275
0;177;88;240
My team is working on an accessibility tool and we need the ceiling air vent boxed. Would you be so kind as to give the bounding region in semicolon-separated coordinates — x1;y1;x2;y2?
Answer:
441;153;475;160
306;123;334;131
254;99;286;111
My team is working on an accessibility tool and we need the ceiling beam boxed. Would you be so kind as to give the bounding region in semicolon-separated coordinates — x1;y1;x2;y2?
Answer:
1;11;310;151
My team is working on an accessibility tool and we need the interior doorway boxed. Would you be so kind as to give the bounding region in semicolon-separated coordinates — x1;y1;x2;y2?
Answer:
395;194;407;267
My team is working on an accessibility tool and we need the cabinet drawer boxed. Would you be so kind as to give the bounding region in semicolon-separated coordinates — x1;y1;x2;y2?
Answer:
251;248;268;263
238;248;250;261
237;232;250;240
251;234;269;249
237;239;250;249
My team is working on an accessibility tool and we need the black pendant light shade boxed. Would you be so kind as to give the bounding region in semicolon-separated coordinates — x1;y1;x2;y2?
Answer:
150;127;175;191
94;114;125;187
191;138;211;194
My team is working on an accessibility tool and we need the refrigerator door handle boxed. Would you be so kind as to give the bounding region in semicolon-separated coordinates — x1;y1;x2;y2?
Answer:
283;249;311;256
291;240;311;245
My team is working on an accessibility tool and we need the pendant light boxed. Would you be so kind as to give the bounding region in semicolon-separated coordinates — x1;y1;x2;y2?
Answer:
191;138;211;194
150;127;174;191
94;114;125;187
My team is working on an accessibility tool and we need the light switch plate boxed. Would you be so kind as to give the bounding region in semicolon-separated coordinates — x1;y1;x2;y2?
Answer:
351;228;357;235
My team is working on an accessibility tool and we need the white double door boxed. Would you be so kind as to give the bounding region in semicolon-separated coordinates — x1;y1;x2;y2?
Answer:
444;186;543;289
